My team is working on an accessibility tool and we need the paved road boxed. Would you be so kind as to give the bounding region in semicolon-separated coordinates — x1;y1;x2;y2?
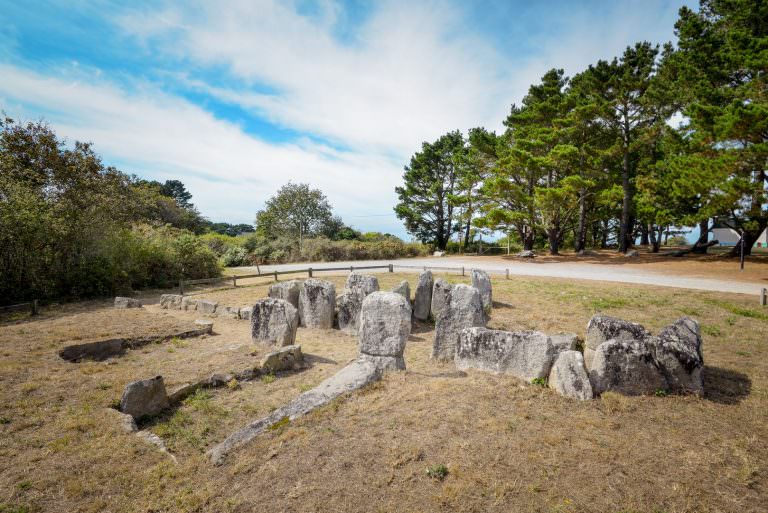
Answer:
238;257;763;296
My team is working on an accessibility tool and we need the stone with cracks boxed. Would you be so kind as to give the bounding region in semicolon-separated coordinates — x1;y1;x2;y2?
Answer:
194;319;213;334
181;296;198;311
392;280;411;305
114;297;142;309
470;269;492;315
432;284;485;361
220;305;240;319
589;339;667;396
268;281;301;309
413;270;433;321
238;306;252;320
359;292;411;360
649;317;704;394
584;315;650;370
120;376;170;420
250;298;298;346
548;350;593;400
345;273;379;296
299;279;336;328
160;294;183;309
260;345;304;373
197;299;218;315
550;333;578;354
430;278;452;320
336;290;366;335
456;327;555;381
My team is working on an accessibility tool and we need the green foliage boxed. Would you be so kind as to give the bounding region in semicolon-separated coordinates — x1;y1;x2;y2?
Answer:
426;464;449;480
531;377;547;387
255;182;333;245
220;246;249;267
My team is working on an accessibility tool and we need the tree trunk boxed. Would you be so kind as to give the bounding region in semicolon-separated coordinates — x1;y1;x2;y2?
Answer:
574;192;587;253
640;223;649;246
523;226;535;251
729;228;764;257
618;134;632;253
649;224;660;253
463;218;471;249
548;229;560;255
690;219;710;254
600;219;609;249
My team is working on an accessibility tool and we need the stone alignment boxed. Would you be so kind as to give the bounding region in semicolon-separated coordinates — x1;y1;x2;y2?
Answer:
413;270;433;321
470;269;492;316
250;298;299;347
430;278;452;320
455;327;555;381
299;279;336;328
432;284;485;361
268;280;301;309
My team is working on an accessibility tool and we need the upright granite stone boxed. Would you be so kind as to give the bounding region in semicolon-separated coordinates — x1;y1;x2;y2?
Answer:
548;350;593;400
430;278;452;320
120;376;170;420
413;270;433;321
268;281;301;309
114;297;142;309
299;279;336;328
359;292;411;369
197;299;218;315
432;284;485;361
159;294;183;309
649;317;704;394
456;327;555;381
584;315;650;370
392;280;411;306
337;290;366;335
345;273;379;296
250;298;299;346
470;269;492;316
589;339;667;396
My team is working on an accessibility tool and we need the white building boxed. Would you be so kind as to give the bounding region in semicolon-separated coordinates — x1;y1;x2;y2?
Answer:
712;221;768;248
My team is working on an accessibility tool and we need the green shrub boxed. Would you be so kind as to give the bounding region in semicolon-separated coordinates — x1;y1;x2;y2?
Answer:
221;246;249;267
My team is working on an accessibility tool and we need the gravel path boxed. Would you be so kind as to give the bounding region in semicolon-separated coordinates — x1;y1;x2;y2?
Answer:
237;256;764;296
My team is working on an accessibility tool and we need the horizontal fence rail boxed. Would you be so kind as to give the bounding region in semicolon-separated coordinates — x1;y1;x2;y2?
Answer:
0;300;39;316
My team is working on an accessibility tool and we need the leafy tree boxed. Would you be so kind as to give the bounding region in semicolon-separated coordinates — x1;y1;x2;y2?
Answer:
255;182;333;249
159;179;193;208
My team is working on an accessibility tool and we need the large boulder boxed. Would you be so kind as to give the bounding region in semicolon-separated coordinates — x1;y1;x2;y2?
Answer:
299;279;336;328
455;328;555;381
585;315;650;369
120;376;170;420
430;278;452;320
548;350;593;400
550;333;579;354
649;317;704;394
589;339;667;396
432;284;485;361
345;273;379;296
413;270;433;321
250;298;299;346
336;290;366;335
114;297;142;309
359;292;411;368
260;345;304;373
470;269;492;316
392;280;411;306
159;294;183;309
268;281;301;309
197;299;218;315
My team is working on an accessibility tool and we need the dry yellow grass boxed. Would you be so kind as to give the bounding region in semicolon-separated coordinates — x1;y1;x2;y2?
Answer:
1;273;766;512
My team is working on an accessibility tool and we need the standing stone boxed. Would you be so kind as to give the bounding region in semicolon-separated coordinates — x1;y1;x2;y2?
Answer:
337;290;366;335
299;279;335;328
432;284;485;361
456;328;555;381
392;280;411;306
250;298;299;347
470;269;492;316
413;270;433;321
359;292;411;370
197;299;218;315
159;294;183;309
649;317;704;394
548;350;593;400
268;281;301;309
550;333;579;354
430;278;452;320
589;339;667;396
584;315;650;370
181;296;198;311
114;297;142;309
120;376;170;420
345;273;379;296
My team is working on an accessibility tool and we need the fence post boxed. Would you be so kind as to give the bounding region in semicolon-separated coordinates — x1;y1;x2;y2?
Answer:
179;280;184;295
308;268;313;278
505;268;509;280
761;288;767;306
388;264;393;273
274;270;278;282
232;276;237;288
31;299;38;316
350;266;354;273
461;266;465;277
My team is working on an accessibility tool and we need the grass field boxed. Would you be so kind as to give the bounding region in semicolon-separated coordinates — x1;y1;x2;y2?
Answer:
1;273;766;512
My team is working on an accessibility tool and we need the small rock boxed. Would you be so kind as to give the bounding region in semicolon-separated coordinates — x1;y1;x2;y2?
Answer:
470;269;492;316
430;278;452;320
299;279;336;328
456;327;555;381
268;281;301;309
392;280;411;306
625;250;640;257
517;250;535;258
114;297;142;309
181;296;198;311
433;251;445;257
548;350;593;400
159;294;183;309
260;345;304;373
238;306;252;320
432;284;485;361
413;270;433;321
250;298;299;346
220;305;240;319
194;319;214;334
120;376;170;420
197;299;218;315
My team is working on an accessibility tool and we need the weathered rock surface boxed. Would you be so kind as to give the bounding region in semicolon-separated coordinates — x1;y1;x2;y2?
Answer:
268;281;301;309
197;299;219;315
181;296;198;311
550;333;579;354
104;407;138;433
160;294;183;309
250;298;299;346
456;328;555;381
120;376;170;420
260;345;304;373
220;305;240;319
359;292;411;359
470;269;492;316
517;250;535;258
589;339;667;396
114;297;142;309
413;270;433;321
585;315;650;369
392;280;411;305
548;350;593;400
430;278;452;320
432;284;485;361
194;319;213;334
649;317;704;394
238;306;251;320
336;290;366;335
345;273;379;296
299;279;336;328
625;250;640;258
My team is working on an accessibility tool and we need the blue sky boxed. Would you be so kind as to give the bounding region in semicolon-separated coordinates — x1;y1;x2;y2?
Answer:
1;0;691;239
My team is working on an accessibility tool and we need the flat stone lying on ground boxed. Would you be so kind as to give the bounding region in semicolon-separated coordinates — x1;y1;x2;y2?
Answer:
432;284;486;361
120;376;170;421
413;270;433;321
358;292;411;369
260;345;304;373
584;314;650;370
392;280;411;305
114;297;142;309
430;278;452;320
548;350;593;400
470;269;492;316
160;294;183;309
345;272;379;296
268;281;301;309
456;327;555;381
299;279;336;328
197;299;218;315
250;298;298;346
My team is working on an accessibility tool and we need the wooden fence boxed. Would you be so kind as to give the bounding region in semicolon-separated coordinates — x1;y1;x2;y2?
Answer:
0;300;39;317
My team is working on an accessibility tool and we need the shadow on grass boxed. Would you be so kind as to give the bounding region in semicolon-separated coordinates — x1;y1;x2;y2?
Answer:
703;366;751;404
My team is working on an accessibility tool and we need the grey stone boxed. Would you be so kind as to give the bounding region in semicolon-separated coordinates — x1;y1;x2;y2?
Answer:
345;273;379;296
456;328;555;381
114;297;142;309
589;339;667;396
548;350;593;400
649;317;704;394
299;279;336;328
430;278;452;320
197;299;218;315
550;333;579;354
392;280;411;305
238;306;252;320
358;353;406;371
194;319;214;334
168;383;199;404
625;250;640;257
220;305;240;319
432;284;485;361
268;280;301;309
517;250;535;258
260;345;304;373
470;269;492;316
413;270;433;321
119;376;170;420
104;407;138;433
181;296;198;311
359;292;411;357
433;250;445;257
585;315;650;370
337;290;365;335
250;298;298;346
160;294;183;309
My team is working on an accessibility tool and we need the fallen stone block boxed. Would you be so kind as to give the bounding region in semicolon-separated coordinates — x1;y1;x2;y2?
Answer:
432;284;485;361
413;270;433;321
197;299;219;315
470;269;492;316
220;305;240;319
120;376;170;420
260;345;304;373
194;319;214;334
585;314;650;370
114;297;142;309
649;317;704;394
160;294;183;309
269;281;301;309
589;339;667;396
250;298;299;346
456;327;555;381
548;350;593;400
430;278;452;320
359;292;411;358
299;279;335;328
181;296;198;311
